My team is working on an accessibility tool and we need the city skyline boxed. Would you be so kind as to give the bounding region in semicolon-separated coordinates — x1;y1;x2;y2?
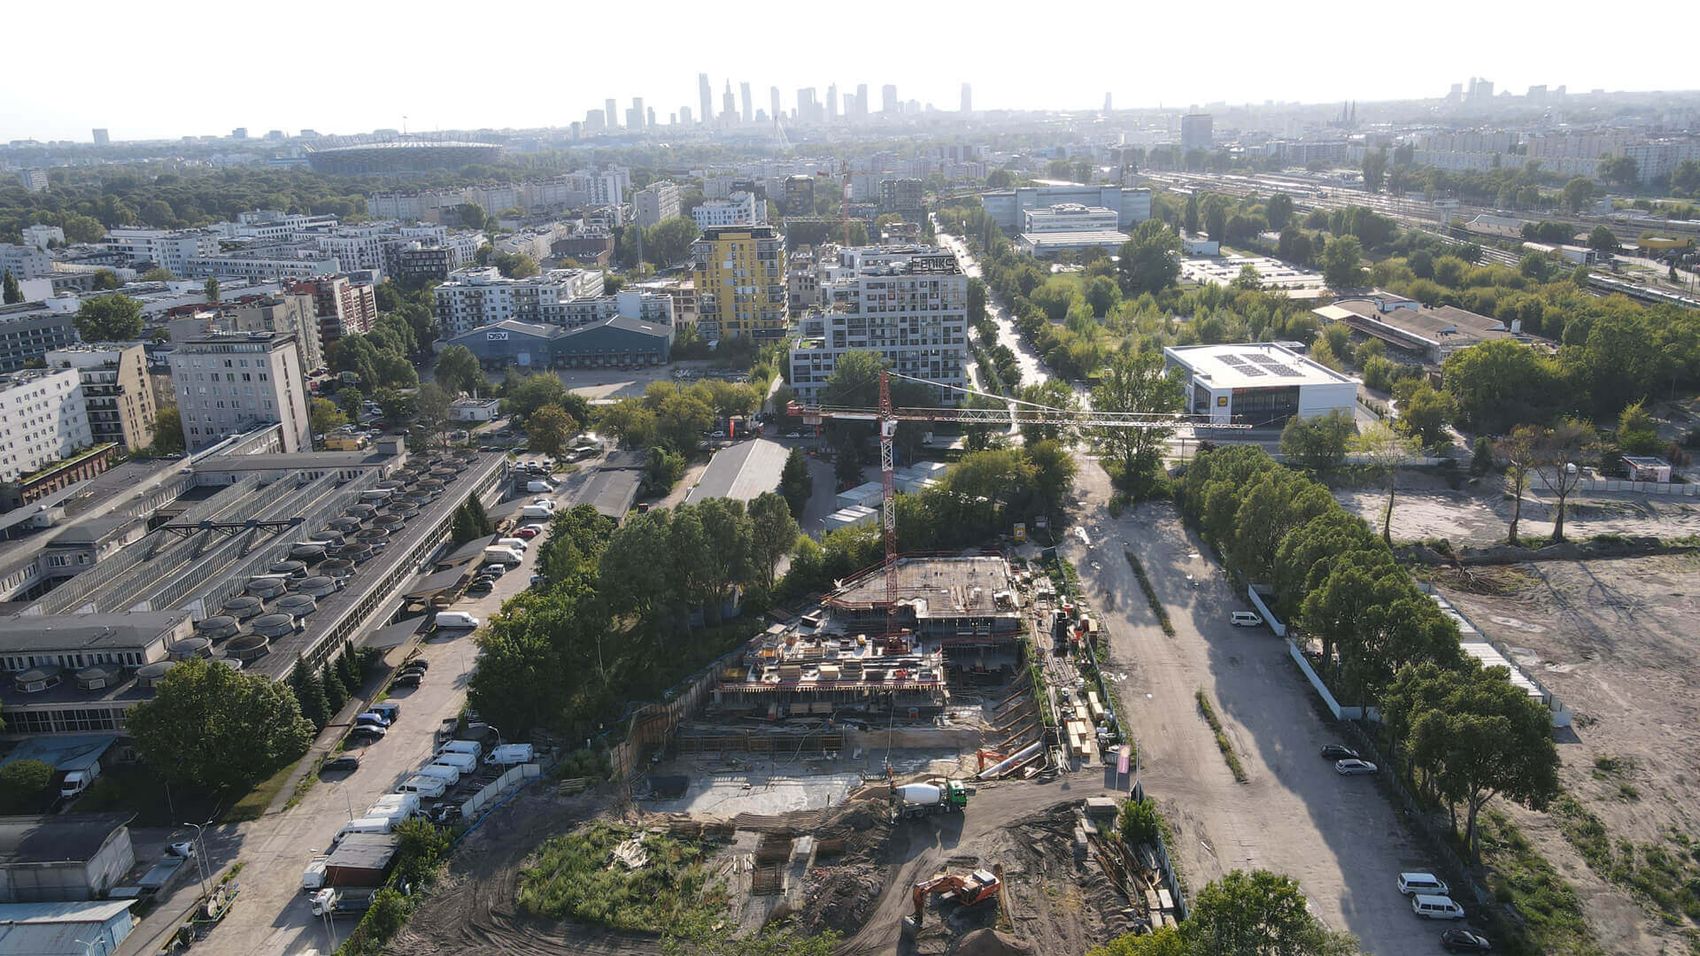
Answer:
6;0;1697;142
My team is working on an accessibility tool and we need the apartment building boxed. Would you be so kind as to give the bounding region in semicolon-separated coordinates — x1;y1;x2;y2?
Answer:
45;344;157;452
787;245;967;403
0;243;54;280
286;274;378;344
0;368;92;483
690;226;787;343
20;225;66;251
878;178;925;220
101;229;221;275
0;302;79;373
167;331;311;454
432;267;607;337
634;181;682;228
691;192;767;229
222;294;324;373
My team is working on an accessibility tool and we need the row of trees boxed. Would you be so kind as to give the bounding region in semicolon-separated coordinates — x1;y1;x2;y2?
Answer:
468;495;801;739
1181;446;1560;858
1092;868;1358;955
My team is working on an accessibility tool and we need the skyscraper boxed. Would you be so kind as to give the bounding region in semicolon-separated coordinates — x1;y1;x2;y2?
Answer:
827;84;839;122
740;82;753;124
882;84;899;114
680;107;693;126
92;128;110;146
1180;113;1213;151
855;84;869;120
699;73;713;128
605;99;618;129
626;97;646;130
722;82;737;124
960;83;972;113
770;86;781;124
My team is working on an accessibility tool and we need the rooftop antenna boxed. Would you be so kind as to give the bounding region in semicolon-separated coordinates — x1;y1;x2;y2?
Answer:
402;115;409;136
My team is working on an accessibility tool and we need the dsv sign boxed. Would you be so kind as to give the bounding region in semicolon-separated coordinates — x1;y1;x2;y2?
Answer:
487;331;509;341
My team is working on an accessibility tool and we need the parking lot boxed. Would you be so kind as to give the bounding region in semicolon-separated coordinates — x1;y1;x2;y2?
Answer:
1068;462;1440;954
150;479;564;956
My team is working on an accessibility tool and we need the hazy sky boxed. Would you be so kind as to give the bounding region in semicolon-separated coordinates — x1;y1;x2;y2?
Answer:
5;0;1693;142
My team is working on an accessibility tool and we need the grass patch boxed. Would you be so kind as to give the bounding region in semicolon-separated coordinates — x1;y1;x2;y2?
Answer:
1477;810;1604;956
1554;795;1700;926
286;756;323;810
224;756;303;823
518;822;728;932
1124;550;1176;637
1194;690;1247;784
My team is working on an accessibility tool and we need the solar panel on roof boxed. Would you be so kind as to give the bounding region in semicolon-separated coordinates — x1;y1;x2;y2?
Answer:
1240;366;1266;377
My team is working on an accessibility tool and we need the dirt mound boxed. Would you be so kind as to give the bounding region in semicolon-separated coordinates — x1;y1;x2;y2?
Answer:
954;928;1035;956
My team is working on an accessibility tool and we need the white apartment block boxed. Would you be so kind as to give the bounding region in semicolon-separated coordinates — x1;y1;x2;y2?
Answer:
634;181;682;228
102;229;221;275
168;331;311;454
185;253;343;281
787;245;969;404
691;191;766;229
20;225;66;250
0;244;54;280
432;267;607;337
0;368;92;482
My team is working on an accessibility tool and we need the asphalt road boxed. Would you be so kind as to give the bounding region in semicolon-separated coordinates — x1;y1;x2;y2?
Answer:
120;483;564;956
1065;460;1434;954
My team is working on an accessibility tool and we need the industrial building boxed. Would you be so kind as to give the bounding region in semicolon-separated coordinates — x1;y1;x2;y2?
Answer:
981;186;1152;233
443;313;672;370
0;437;508;734
1312;294;1511;365
1016;203;1130;257
1182;255;1331;301
683;438;788;506
1163;342;1359;427
0;814;135;903
0;899;136;954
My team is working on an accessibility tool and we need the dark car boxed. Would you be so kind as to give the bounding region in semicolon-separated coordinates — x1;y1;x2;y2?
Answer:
429;804;463;824
401;657;431;672
348;725;386;743
1440;928;1492;952
392;672;423;689
465;579;494;596
322;755;361;773
1321;744;1360;761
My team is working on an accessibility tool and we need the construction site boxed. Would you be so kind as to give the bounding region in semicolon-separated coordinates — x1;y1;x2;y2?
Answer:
395;545;1182;955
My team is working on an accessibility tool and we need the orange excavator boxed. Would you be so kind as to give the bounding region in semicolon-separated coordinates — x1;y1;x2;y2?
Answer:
902;867;1002;935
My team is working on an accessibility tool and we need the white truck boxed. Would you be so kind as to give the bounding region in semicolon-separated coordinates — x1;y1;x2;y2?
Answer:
418;763;462;787
485;743;535;766
432;751;478;773
301;856;330;893
438;739;483;761
59;762;102;800
399;774;448;798
365;793;420;822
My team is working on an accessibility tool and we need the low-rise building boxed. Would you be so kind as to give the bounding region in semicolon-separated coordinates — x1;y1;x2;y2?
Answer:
449;398;500;422
0;244;54;281
45;344;158;452
982;185;1153;233
1163;342;1359;427
1312;294;1510;365
1016;203;1129;257
0;814;136;903
0;899;137;954
444;313;672;370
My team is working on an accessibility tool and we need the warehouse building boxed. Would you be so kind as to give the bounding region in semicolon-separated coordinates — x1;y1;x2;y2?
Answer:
1312;294;1510;365
1163;342;1359;427
445;315;671;370
0;814;136;903
0;899;136;954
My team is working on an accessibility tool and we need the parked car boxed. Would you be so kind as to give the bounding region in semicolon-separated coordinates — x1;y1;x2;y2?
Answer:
429;804;463;825
166;841;195;859
784;431;802;439
1229;611;1262;627
1334;758;1378;775
1440;928;1492;952
323;754;361;773
1411;894;1466;920
465;578;494;596
348;725;386;742
480;563;507;578
355;711;391;728
400;657;430;672
1320;744;1360;761
514;525;541;540
392;672;422;689
1398;872;1450;896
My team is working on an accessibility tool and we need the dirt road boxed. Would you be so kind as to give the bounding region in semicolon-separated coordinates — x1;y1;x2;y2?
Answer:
1068;462;1428;954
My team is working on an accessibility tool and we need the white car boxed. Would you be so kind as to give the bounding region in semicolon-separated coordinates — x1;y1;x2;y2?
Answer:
1334;758;1378;776
1398;872;1450;896
1230;611;1262;627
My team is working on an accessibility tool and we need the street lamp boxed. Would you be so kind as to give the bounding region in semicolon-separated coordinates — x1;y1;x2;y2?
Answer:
180;821;212;899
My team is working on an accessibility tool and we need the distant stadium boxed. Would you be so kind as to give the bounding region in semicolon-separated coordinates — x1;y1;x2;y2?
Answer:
304;140;502;175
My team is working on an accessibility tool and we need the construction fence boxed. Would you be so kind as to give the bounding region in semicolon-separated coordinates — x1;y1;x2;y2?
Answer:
459;763;542;819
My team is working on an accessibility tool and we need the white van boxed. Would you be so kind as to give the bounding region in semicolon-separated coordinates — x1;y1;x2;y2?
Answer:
420;763;462;786
400;774;448;798
433;751;477;772
1398;872;1450;896
434;611;481;630
524;480;554;494
439;739;483;761
369;792;420;817
481;546;523;566
333;816;395;843
494;537;529;552
1411;894;1466;920
519;505;554;520
485;743;535;766
1230;611;1262;627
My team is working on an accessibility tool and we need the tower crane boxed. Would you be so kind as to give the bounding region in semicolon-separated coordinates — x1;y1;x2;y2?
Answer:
788;370;1251;639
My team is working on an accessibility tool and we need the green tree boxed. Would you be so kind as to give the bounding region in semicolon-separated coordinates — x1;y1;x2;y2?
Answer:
747;492;799;591
204;277;220;303
1615;400;1660;455
1017;379;1080;445
1;271;20;305
150;402;185;455
505;372;588;423
1599;154;1639;190
335;387;365;421
492;251;540;279
0;760;55;812
1183;193;1200;234
1497;425;1537;544
1090;350;1183;493
126;657;313;794
1352;420;1419;543
1265;193;1294;231
644;217;700;266
1561;177;1597;213
1586;225;1619;254
1319;235;1366;290
1396;383;1457;449
74;294;144;341
321;663;347;713
1204;203;1228;243
433;345;487;397
1231;263;1263;291
1279;410;1354;475
779;448;811;519
1362;148;1388;192
1085;274;1121;317
1094;870;1358;956
1026;439;1078;516
1469;435;1494;477
414;382;453;448
140;266;175;282
1673;160;1700;198
372;387;415;427
309;397;346;440
288;660;332;729
64;215;106;244
1117;220;1182;296
454;204;489;231
1441;340;1562;434
450;498;494;545
642;445;686;496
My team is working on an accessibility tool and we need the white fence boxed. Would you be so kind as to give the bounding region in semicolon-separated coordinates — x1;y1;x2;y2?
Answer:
460;763;541;819
1245;586;1287;638
1286;639;1375;721
1577;478;1698;497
